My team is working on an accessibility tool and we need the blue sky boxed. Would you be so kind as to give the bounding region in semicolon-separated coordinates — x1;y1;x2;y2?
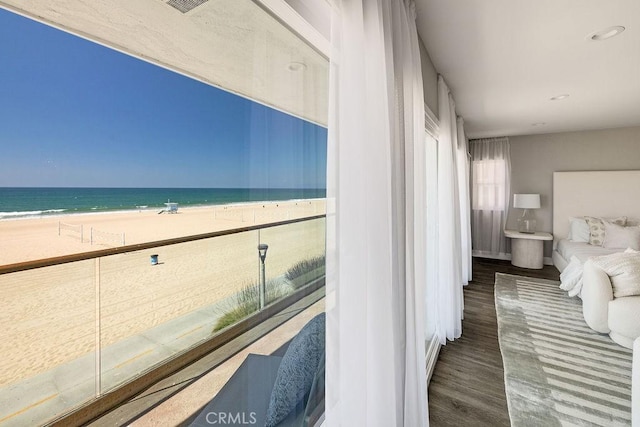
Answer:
0;9;327;189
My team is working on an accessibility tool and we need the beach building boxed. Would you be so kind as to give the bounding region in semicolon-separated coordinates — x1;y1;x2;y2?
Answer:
0;1;639;426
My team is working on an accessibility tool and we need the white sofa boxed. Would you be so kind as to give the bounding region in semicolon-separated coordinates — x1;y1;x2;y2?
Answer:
581;260;640;349
634;337;639;427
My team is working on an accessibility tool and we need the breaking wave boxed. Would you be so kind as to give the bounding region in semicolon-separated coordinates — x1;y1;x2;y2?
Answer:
0;209;67;219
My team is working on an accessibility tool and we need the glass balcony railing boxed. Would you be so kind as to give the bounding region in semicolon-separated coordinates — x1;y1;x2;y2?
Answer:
0;215;325;426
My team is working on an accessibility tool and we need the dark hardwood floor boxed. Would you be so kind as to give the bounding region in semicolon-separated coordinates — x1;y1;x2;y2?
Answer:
428;257;560;426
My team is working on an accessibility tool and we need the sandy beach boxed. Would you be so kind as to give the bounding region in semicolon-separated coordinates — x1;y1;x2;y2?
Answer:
0;199;325;392
0;199;325;266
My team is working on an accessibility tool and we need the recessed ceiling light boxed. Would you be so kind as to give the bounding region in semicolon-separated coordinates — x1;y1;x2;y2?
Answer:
550;94;569;101
287;62;307;72
588;26;626;41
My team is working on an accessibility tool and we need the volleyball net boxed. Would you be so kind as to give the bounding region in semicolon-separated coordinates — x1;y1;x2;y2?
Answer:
90;228;125;247
213;207;246;222
58;222;84;242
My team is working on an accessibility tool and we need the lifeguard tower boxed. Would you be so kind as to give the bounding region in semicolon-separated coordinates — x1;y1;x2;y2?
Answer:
164;202;178;213
158;199;179;214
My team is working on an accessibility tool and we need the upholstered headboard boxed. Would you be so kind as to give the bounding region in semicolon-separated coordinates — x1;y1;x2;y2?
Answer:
553;171;640;242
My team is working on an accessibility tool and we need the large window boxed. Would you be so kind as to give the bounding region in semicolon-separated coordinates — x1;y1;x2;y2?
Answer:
472;159;507;211
470;137;512;257
0;1;328;425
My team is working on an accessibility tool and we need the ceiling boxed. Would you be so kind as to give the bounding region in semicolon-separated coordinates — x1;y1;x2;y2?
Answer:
416;1;640;138
0;0;329;126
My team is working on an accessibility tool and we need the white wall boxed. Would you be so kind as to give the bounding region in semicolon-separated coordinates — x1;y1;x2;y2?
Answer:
508;125;640;256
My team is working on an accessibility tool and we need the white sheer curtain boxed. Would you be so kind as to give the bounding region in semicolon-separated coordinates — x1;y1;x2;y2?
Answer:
426;76;466;344
456;117;472;284
424;129;438;344
470;137;511;258
325;0;428;425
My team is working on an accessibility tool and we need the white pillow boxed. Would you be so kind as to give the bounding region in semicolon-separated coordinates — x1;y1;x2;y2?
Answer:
568;217;590;242
603;222;640;250
590;251;640;297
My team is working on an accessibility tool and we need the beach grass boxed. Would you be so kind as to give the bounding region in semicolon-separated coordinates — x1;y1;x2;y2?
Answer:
212;279;288;332
285;255;326;289
212;255;326;332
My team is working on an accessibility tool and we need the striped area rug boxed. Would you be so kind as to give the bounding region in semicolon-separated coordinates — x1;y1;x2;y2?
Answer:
495;273;633;426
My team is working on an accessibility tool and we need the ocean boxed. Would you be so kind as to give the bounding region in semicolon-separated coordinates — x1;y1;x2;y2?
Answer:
0;187;326;220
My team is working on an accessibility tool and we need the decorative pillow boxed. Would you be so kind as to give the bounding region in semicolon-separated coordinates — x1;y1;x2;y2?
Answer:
584;216;627;246
603;222;640;250
568;217;590;242
265;313;325;427
590;251;640;298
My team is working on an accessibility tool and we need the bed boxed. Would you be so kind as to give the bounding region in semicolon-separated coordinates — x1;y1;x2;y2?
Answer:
553;171;640;296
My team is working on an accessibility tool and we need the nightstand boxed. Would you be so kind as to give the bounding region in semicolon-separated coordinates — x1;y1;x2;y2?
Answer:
504;230;553;269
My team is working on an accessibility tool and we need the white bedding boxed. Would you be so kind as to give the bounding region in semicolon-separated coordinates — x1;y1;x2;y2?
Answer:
552;171;640;300
556;239;620;263
559;256;585;297
555;239;622;297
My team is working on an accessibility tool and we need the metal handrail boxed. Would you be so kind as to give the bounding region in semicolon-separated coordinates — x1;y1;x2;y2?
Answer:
0;213;326;275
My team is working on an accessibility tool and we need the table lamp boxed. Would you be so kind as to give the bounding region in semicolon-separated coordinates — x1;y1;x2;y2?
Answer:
514;194;540;233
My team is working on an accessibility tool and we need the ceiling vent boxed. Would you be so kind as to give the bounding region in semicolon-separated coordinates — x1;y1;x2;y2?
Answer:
166;0;208;13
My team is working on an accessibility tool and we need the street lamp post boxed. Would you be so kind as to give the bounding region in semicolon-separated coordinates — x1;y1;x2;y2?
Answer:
258;243;268;310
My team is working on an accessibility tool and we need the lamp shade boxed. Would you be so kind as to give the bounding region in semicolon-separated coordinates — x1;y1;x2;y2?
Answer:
513;194;540;209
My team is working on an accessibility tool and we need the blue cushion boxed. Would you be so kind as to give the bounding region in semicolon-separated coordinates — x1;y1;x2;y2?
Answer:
265;313;325;427
188;354;282;427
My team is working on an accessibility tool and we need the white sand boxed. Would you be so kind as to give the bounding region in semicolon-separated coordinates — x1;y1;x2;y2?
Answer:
0;199;325;266
0;199;325;389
